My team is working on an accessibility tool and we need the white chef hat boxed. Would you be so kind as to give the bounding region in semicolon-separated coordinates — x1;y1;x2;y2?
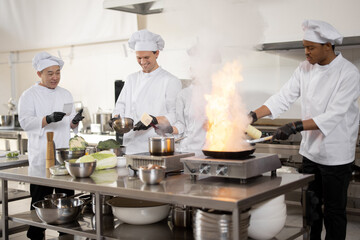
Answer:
302;20;343;45
32;52;64;72
128;29;165;51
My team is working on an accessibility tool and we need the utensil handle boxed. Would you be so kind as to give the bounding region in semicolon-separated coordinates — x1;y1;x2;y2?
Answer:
246;135;273;144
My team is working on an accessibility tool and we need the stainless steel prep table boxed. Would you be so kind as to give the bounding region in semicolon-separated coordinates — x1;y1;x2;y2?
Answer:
0;167;314;240
0;155;29;203
0;155;29;237
0;155;28;170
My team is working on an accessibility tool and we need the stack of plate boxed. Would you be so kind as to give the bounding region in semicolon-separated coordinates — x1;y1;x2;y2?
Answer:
248;195;287;240
193;209;250;240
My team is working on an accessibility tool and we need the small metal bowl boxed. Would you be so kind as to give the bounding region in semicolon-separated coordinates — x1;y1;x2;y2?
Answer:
32;199;84;224
138;167;166;185
112;117;134;134
55;148;85;165
65;160;96;178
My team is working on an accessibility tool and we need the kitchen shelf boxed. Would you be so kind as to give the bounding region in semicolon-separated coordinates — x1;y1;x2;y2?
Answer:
10;211;97;239
258;36;360;51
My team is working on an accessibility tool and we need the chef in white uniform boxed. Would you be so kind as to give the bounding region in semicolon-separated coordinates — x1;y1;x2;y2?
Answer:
250;20;360;240
18;52;83;240
112;30;182;154
169;84;208;155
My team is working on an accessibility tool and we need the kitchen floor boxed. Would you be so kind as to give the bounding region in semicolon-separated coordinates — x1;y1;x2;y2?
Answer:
3;181;360;240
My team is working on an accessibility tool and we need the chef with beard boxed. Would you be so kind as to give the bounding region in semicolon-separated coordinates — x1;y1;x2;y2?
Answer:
112;29;182;154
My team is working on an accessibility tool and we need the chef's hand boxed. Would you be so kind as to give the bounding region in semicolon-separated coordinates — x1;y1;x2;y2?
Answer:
46;112;66;124
72;109;84;125
273;121;303;140
248;111;257;124
133;115;158;131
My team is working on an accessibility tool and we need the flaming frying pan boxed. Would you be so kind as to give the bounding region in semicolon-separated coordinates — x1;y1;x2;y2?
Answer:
202;148;255;159
202;136;272;159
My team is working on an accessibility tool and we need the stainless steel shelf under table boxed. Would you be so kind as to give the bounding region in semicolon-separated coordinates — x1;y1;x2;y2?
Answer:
0;167;314;240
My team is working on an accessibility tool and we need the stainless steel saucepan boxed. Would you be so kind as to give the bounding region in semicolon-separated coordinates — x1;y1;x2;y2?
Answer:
149;137;174;156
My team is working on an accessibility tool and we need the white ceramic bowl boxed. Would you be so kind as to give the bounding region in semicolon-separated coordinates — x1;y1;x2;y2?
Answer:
107;197;170;225
250;203;286;220
248;214;287;240
252;195;285;209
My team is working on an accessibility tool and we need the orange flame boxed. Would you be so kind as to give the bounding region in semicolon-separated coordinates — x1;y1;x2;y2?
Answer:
204;61;250;152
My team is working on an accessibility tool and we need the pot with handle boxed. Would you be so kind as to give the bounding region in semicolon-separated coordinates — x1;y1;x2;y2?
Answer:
149;137;175;156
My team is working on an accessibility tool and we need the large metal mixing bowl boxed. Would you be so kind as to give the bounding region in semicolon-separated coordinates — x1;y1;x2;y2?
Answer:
65;160;96;178
55;148;85;165
32;199;84;224
112;117;134;134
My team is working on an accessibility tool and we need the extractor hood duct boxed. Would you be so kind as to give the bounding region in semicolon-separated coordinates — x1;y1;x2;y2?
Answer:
103;0;163;15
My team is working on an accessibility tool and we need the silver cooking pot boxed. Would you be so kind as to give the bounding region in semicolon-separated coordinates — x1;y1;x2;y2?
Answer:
149;137;174;156
93;113;113;133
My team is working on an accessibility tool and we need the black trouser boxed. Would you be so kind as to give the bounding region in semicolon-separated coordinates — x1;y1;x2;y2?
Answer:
302;157;353;240
27;184;74;240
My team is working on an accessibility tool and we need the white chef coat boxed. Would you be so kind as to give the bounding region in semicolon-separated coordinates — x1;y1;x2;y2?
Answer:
113;67;182;154
173;85;207;156
18;82;76;176
265;53;360;166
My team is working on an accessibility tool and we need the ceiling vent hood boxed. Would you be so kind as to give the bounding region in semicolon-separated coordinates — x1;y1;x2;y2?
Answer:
103;0;163;15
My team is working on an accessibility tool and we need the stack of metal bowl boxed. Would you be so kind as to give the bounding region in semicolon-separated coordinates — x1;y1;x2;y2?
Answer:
32;198;84;224
55;148;85;165
193;209;250;240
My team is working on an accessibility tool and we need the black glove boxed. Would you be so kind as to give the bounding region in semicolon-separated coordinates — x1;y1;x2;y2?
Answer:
248;111;258;124
72;109;85;125
133;115;158;131
46;112;66;124
273;121;303;140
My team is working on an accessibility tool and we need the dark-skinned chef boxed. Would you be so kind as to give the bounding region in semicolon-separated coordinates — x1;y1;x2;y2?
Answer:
249;20;359;240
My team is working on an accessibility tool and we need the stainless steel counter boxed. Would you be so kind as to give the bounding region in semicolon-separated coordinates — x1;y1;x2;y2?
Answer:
0;155;28;170
0;166;314;240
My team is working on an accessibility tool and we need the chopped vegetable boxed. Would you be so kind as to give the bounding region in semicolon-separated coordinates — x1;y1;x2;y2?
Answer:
69;135;88;151
97;139;121;150
76;155;95;163
6;151;19;158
